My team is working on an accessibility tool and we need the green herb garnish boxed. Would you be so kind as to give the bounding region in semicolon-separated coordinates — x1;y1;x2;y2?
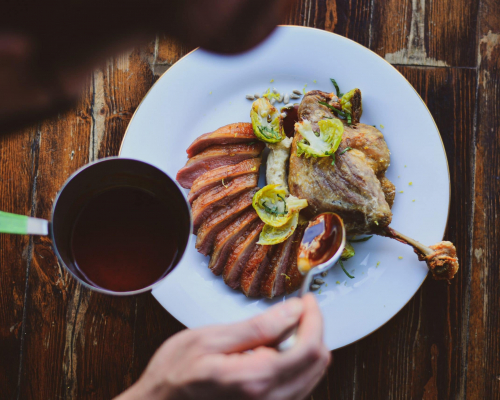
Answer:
276;194;288;214
350;235;373;243
262;201;283;216
318;101;352;125
258;126;280;141
339;147;352;155
339;260;354;279
330;78;343;97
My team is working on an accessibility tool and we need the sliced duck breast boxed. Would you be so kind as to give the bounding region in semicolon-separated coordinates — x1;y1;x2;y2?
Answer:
191;174;258;233
240;244;271;297
188;158;261;204
223;221;264;289
195;189;257;255
186;123;256;157
208;210;259;275
176;142;264;189
284;223;307;294
260;231;298;299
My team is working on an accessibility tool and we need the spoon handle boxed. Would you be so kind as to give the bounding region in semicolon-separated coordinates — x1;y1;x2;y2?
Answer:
277;271;314;351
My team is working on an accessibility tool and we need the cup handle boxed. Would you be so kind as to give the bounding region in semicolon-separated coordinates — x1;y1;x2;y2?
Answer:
0;211;49;235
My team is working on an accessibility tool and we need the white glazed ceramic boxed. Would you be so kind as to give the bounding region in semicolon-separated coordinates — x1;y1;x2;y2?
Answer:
120;26;450;350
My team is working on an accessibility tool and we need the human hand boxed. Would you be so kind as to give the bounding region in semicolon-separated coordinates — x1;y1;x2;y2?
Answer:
115;294;330;400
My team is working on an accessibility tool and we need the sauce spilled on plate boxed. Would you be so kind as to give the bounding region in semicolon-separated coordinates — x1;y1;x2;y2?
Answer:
281;104;300;137
297;213;344;274
71;186;183;292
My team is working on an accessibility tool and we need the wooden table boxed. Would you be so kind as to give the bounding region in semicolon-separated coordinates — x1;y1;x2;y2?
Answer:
1;1;499;398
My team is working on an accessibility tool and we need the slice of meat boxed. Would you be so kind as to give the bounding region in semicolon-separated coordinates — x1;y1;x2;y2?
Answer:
284;223;307;295
195;189;257;255
240;244;271;297
208;210;259;275
223;221;264;289
260;229;299;299
188;158;261;204
176;142;264;189
186;123;256;157
191;174;258;233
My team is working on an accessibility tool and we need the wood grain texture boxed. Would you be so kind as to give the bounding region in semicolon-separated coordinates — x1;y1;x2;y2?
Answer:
0;126;38;400
466;0;500;398
371;0;478;67
0;0;497;399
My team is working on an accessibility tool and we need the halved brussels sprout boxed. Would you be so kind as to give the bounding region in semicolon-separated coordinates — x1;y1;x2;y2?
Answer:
257;212;299;245
250;98;285;143
340;89;360;115
252;184;308;227
295;118;344;159
341;242;355;260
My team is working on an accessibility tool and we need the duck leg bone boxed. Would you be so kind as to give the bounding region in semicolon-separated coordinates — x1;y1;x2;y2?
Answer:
381;227;459;281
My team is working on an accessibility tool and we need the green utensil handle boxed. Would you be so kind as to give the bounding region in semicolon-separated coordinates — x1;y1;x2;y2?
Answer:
0;211;49;235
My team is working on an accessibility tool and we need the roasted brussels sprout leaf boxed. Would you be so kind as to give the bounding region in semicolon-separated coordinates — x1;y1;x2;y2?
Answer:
250;98;285;143
295;118;344;160
252;184;308;227
258;212;299;245
340;89;362;120
341;242;355;260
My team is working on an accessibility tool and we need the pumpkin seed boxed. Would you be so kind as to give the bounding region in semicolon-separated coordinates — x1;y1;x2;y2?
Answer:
290;93;301;99
246;94;255;100
284;94;290;104
293;89;302;95
314;278;325;285
310;284;321;291
254;93;260;98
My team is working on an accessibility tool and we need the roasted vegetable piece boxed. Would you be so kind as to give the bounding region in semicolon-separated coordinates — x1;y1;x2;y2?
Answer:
250;98;285;143
258;212;299;245
295;118;344;159
340;88;362;123
341;242;355;260
252;184;307;227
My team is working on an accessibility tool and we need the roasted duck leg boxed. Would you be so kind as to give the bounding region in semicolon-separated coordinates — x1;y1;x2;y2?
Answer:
289;90;459;280
382;227;459;280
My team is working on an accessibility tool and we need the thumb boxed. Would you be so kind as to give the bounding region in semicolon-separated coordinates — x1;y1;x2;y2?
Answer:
202;298;304;354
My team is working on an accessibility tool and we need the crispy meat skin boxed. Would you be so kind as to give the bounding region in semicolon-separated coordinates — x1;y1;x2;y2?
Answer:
209;210;259;275
284;222;307;294
188;158;261;204
191;174;258;232
195;189;257;255
260;230;297;299
176;142;264;189
223;221;264;289
240;244;271;297
289;90;393;234
186;123;256;157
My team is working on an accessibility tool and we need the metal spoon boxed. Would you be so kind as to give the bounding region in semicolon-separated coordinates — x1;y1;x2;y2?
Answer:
278;212;346;351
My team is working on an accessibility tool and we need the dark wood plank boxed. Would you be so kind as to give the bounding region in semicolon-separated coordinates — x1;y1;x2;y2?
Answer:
371;0;478;67
0;127;38;400
311;66;476;399
467;0;500;398
284;0;372;47
16;44;158;399
16;84;94;399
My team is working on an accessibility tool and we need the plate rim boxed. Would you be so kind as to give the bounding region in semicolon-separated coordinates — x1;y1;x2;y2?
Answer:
118;25;451;348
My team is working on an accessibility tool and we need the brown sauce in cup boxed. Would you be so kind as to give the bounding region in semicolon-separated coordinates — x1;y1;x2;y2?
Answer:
71;186;184;292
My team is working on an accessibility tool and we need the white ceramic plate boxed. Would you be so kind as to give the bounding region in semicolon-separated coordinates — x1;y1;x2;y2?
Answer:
120;26;449;350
